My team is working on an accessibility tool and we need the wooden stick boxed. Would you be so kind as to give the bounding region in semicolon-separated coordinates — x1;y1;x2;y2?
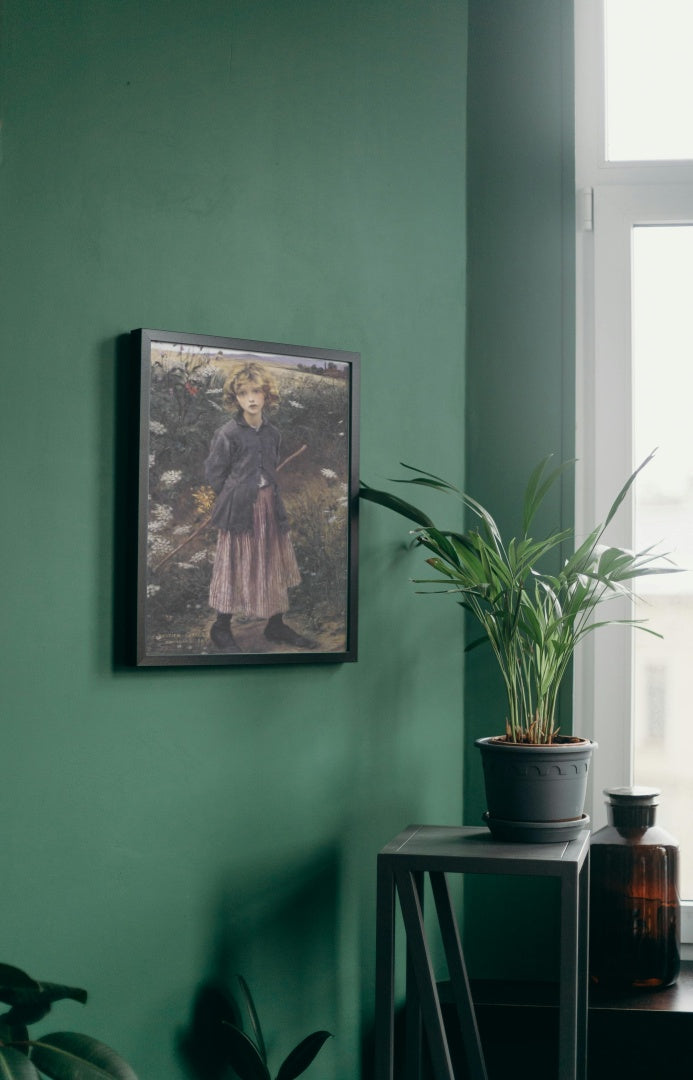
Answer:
277;443;307;472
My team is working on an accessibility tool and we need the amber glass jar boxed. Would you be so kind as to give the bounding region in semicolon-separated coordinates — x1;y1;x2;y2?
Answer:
589;787;680;990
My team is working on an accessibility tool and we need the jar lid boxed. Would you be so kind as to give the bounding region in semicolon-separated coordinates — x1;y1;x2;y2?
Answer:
603;786;660;805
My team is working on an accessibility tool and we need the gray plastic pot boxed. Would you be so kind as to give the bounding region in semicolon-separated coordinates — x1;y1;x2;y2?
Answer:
475;735;597;843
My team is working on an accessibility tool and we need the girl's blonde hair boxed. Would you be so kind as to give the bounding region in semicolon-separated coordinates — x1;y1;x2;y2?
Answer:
223;361;279;412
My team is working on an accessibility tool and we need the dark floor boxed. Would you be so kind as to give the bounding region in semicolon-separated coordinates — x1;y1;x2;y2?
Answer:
472;965;693;1079
364;963;693;1080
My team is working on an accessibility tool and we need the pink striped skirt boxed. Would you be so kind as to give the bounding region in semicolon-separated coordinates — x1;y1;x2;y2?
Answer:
209;486;301;618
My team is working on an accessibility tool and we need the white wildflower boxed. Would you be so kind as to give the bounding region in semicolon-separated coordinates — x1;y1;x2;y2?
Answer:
321;468;338;480
190;550;209;564
149;420;167;435
149;454;156;468
173;525;193;535
189;364;217;381
288;399;305;409
160;470;182;488
176;562;196;570
148;535;173;555
151;504;173;524
147;584;161;597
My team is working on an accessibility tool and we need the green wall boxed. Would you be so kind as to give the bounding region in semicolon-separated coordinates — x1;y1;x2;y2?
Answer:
0;0;577;1066
0;3;466;1079
464;0;576;978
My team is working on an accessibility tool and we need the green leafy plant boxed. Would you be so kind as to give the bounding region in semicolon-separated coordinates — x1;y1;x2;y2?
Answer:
0;963;137;1080
180;975;331;1080
219;976;330;1080
361;451;679;744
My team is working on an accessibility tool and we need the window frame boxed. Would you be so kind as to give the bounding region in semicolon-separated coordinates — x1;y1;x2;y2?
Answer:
574;0;693;947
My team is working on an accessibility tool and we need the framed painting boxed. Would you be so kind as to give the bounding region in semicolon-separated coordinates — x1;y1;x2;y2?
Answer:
133;328;359;665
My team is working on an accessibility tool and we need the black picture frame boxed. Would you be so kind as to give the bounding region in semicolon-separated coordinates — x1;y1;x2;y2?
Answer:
133;328;359;666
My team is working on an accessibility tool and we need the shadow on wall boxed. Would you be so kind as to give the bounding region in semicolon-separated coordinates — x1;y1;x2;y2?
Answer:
178;846;340;1080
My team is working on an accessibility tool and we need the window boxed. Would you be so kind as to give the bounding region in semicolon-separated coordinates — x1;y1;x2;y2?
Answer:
604;0;693;162
575;0;693;944
641;663;667;744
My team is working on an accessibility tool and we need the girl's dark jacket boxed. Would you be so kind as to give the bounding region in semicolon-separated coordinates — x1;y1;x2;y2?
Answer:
204;414;290;534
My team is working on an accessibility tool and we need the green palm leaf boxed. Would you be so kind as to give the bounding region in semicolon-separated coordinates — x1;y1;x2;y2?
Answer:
397;462;460;490
359;483;434;528
603;450;656;530
521;456;574;535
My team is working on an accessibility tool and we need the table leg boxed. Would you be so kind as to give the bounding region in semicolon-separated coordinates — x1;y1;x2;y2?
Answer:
405;871;424;1080
374;854;396;1080
577;853;590;1080
429;872;488;1080
394;868;455;1080
559;870;580;1080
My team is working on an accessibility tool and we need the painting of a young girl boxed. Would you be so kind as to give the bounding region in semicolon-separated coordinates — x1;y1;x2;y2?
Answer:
204;361;313;653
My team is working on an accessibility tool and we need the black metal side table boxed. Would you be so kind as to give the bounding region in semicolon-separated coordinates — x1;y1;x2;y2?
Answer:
374;824;590;1080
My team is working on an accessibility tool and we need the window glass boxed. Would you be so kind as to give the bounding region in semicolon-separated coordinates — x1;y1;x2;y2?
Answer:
605;0;693;161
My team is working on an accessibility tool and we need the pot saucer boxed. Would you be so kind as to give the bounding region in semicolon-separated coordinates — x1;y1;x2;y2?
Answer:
482;810;590;844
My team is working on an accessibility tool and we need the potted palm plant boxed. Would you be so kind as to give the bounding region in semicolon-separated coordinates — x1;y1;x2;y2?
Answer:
361;452;678;842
